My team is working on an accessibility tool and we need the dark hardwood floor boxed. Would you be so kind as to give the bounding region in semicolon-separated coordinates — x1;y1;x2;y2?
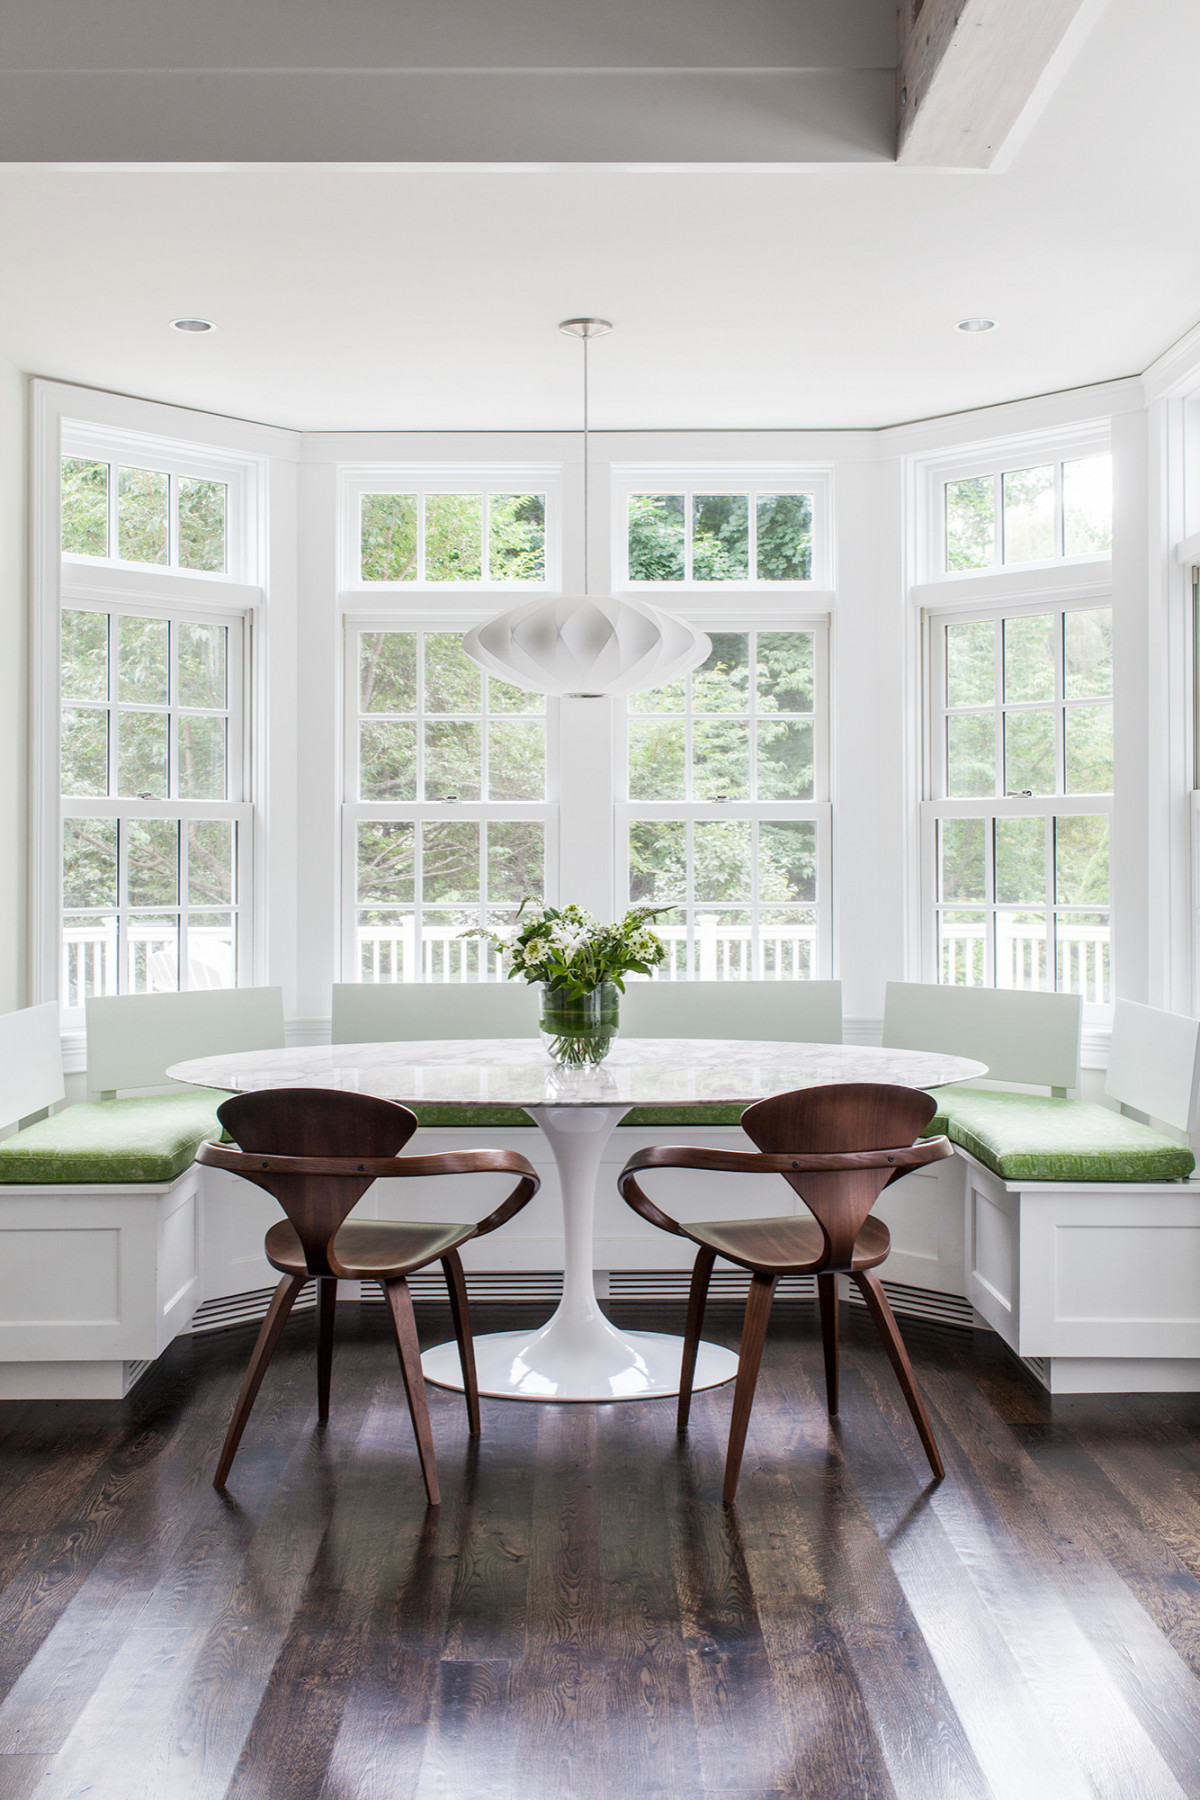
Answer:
1;1299;1199;1799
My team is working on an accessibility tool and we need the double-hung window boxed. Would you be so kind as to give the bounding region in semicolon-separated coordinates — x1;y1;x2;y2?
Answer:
52;423;256;1024
925;602;1113;1002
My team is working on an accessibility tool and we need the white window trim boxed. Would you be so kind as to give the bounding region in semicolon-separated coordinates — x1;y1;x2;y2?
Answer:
610;463;834;595
337;462;563;596
61;421;255;584
30;380;283;1036
920;594;1114;1020
916;423;1112;587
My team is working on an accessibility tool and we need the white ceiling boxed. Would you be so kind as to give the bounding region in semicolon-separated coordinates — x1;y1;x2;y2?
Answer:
1;0;1198;433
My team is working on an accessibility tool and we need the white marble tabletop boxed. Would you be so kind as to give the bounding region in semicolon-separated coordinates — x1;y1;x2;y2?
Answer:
167;1037;987;1108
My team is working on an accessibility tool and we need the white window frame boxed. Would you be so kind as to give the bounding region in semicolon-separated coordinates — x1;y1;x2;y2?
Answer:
59;594;252;1021
61;422;254;583
917;425;1112;586
31;386;272;1031
617;616;833;981
340;614;559;983
338;463;563;596
921;591;1114;1015
611;464;834;594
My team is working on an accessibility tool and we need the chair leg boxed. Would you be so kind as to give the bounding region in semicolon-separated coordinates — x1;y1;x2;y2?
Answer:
441;1251;480;1437
816;1272;840;1416
852;1269;945;1481
678;1244;717;1434
723;1272;777;1506
213;1273;306;1490
384;1277;441;1508
316;1277;337;1423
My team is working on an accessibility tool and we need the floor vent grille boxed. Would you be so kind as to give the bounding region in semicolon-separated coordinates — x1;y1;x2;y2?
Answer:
847;1280;976;1332
1022;1354;1052;1389
608;1270;818;1303
121;1359;154;1394
189;1283;317;1334
360;1270;565;1305
189;1272;974;1333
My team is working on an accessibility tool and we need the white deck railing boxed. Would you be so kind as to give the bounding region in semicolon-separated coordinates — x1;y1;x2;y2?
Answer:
940;921;1110;1005
62;923;235;1007
63;916;1110;1004
354;917;817;984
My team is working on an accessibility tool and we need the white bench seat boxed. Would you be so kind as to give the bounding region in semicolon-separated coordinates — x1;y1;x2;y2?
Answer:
0;992;284;1397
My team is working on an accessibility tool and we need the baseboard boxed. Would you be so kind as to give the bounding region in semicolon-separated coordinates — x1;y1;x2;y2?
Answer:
0;1359;150;1400
1020;1354;1200;1393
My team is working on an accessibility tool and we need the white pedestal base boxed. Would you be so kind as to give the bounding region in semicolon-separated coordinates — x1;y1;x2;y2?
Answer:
423;1319;737;1403
423;1096;738;1403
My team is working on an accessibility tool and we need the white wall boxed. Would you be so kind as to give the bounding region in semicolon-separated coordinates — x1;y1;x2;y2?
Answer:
0;361;26;1014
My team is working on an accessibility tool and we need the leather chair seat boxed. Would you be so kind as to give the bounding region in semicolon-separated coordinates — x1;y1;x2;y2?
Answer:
685;1212;891;1275
265;1216;474;1279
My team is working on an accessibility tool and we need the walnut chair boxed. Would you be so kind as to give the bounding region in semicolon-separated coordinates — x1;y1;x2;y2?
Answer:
617;1082;953;1503
196;1087;539;1505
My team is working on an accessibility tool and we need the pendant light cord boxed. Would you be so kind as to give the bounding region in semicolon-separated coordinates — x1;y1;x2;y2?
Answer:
582;329;590;597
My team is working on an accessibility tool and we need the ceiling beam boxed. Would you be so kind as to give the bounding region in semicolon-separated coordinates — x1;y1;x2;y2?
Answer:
897;0;1090;167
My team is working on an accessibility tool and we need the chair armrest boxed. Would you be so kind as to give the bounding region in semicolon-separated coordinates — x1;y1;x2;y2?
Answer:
616;1136;952;1235
195;1139;539;1238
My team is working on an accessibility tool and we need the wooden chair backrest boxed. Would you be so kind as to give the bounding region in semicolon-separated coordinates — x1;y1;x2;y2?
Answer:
0;1002;65;1129
215;1087;419;1278
740;1082;939;1267
1105;999;1200;1137
331;981;538;1044
620;979;843;1044
86;986;286;1098
882;981;1081;1093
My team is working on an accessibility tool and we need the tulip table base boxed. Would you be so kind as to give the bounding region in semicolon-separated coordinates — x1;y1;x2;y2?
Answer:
421;1100;739;1403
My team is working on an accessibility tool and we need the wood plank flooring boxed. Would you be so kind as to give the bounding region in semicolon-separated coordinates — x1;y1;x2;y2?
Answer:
0;1299;1199;1799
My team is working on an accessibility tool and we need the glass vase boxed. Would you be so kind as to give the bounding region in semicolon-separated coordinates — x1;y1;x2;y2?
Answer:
538;982;620;1067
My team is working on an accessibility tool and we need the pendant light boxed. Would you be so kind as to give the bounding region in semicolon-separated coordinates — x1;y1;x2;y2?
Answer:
462;319;710;698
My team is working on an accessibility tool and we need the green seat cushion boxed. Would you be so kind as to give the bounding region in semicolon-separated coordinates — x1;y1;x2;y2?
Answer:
406;1103;747;1129
0;1090;233;1185
620;1104;746;1128
409;1104;535;1128
927;1088;1195;1183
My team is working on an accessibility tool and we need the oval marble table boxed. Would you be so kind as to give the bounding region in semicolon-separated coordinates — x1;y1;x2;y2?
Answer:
168;1037;986;1405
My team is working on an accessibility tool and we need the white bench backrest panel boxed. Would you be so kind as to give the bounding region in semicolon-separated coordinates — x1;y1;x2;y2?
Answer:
882;982;1081;1090
620;980;843;1044
1105;999;1200;1134
86;988;286;1095
0;1003;65;1125
331;981;539;1043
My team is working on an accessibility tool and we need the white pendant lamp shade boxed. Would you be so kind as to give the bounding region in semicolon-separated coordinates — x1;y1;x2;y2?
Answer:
462;316;708;698
463;594;710;698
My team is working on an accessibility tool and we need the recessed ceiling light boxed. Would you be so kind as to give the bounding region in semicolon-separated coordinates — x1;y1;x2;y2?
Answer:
169;317;215;333
956;317;995;333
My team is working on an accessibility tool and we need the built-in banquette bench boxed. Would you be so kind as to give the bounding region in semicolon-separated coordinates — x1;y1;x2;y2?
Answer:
882;984;1200;1392
0;990;283;1396
7;976;1198;1399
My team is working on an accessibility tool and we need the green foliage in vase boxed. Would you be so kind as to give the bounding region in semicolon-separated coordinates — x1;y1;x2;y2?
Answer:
464;900;670;996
